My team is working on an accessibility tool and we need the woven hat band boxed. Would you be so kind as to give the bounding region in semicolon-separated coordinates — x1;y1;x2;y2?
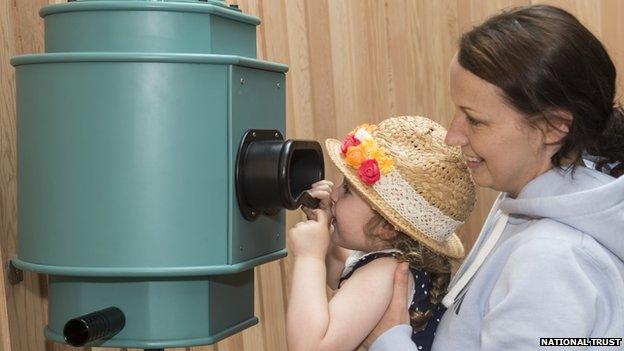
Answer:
372;170;463;242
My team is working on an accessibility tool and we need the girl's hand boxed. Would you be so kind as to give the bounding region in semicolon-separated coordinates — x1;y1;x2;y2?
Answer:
301;180;334;230
307;180;333;207
301;180;333;216
288;208;331;260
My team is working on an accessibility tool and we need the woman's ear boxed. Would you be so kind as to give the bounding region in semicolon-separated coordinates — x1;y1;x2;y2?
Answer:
377;221;398;241
542;110;573;145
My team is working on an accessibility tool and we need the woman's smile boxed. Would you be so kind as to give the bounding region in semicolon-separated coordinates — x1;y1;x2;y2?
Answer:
464;154;485;170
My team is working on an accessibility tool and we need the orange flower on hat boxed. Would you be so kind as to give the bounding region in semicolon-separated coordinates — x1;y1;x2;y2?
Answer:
345;145;367;168
367;145;393;174
376;155;394;174
340;123;394;185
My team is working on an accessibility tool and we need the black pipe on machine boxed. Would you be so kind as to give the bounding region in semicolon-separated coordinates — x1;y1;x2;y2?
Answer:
63;307;126;347
236;129;324;220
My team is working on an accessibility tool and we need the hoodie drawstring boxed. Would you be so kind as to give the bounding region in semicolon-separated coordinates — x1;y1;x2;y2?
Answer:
442;211;510;308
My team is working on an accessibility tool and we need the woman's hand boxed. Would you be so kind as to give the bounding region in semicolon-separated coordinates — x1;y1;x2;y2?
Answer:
362;262;412;348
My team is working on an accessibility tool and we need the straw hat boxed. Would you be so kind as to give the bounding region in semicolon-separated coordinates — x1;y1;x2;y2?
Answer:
325;116;476;259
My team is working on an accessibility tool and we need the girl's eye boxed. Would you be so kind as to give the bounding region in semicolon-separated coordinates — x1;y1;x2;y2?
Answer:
342;182;350;194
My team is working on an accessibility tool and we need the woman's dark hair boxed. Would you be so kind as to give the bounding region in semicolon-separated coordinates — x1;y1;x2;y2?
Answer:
458;5;624;177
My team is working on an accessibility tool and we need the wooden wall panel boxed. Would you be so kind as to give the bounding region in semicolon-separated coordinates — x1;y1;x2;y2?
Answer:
1;1;622;350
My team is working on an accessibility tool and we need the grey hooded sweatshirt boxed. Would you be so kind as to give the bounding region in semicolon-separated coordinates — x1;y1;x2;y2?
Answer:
370;166;624;351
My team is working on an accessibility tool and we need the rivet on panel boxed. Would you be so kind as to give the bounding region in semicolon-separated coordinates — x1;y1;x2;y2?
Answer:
7;260;23;285
276;82;281;89
240;78;245;85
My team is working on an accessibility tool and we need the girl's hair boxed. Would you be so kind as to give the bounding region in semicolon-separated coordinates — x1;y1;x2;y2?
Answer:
365;214;453;331
458;5;624;177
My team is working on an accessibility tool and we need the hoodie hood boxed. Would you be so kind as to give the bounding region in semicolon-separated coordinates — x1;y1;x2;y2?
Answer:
500;166;624;261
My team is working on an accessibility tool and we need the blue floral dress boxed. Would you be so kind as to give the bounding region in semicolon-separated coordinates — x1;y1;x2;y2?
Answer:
339;250;446;351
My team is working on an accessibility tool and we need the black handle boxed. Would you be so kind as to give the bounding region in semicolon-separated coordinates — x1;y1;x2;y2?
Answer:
298;191;321;209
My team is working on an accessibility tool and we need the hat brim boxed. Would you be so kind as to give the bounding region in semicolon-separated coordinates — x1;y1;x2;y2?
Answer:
325;138;465;259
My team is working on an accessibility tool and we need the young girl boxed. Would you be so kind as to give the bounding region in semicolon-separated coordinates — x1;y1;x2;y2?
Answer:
286;116;476;351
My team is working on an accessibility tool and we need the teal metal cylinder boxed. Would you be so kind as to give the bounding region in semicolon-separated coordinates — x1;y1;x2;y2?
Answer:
41;1;259;56
12;0;293;347
13;54;288;277
45;272;256;348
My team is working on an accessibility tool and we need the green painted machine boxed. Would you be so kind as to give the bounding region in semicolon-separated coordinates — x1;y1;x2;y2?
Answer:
11;0;323;348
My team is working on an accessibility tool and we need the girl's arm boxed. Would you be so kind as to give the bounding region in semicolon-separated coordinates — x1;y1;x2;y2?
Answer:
321;257;405;351
288;232;407;351
300;180;349;289
286;208;333;351
287;180;411;350
326;243;351;290
366;262;417;351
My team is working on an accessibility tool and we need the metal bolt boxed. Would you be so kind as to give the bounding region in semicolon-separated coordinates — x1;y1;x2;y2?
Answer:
252;132;257;138
276;233;280;240
250;210;256;216
7;260;23;285
274;132;280;139
276;82;281;89
240;78;245;85
239;246;244;252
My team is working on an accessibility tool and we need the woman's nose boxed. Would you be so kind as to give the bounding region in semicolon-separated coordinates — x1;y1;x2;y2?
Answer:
445;116;469;147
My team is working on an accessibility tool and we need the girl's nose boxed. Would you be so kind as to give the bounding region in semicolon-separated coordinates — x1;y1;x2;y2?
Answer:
445;115;469;147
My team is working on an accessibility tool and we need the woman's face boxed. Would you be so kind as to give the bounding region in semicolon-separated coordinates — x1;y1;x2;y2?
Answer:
329;180;378;251
446;55;554;197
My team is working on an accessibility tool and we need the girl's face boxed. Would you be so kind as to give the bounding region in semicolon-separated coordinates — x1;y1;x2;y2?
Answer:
445;54;555;197
329;180;381;251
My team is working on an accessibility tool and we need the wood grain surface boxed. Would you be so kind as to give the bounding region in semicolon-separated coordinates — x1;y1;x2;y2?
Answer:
1;1;622;350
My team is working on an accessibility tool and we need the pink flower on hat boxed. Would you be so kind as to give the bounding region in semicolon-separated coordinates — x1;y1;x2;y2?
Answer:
341;133;360;154
358;159;381;185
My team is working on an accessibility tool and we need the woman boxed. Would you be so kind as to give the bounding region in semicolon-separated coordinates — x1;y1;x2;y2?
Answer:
367;5;624;351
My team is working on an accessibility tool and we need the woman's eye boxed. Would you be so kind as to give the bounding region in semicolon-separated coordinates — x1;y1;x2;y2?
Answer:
466;115;482;126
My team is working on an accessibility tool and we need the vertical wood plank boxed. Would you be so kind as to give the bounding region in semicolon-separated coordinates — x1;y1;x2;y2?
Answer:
239;268;267;351
0;2;17;350
254;261;287;351
0;0;17;348
0;261;12;351
214;332;245;351
3;1;624;350
3;0;49;350
601;0;624;98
